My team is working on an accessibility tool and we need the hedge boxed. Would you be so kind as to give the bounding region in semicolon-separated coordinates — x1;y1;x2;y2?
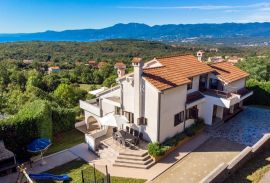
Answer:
51;106;77;133
0;100;52;159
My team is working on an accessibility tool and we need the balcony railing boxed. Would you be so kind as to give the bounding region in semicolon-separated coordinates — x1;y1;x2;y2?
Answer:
203;89;233;99
80;100;102;116
233;87;252;97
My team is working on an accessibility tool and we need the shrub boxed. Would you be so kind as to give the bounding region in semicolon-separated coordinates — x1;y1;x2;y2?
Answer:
148;118;205;157
0;100;52;159
147;142;166;157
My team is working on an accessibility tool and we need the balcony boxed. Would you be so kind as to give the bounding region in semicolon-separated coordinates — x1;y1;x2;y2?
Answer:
203;89;232;99
202;87;253;108
79;99;102;117
233;88;253;99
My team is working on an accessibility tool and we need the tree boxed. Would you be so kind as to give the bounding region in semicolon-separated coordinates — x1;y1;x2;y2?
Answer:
53;84;86;107
103;75;117;87
42;74;60;92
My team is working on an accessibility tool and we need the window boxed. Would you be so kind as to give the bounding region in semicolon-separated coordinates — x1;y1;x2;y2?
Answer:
124;111;134;123
115;107;121;115
186;106;198;120
187;78;193;90
137;117;148;126
174;111;184;126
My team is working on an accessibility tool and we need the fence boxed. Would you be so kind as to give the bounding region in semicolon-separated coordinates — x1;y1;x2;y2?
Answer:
81;164;110;183
199;133;270;183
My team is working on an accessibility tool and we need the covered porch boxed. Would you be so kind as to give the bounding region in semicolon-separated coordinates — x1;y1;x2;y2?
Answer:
212;101;244;126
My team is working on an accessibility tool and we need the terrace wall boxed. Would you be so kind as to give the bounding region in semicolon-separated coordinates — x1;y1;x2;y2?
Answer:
199;133;270;183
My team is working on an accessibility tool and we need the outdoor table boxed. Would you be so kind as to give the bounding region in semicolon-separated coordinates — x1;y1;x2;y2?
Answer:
118;130;137;146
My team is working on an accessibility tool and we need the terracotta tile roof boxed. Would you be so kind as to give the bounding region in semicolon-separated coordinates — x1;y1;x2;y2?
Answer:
210;62;249;84
88;60;96;65
143;55;214;91
132;57;143;64
49;66;60;70
98;61;107;68
114;62;126;69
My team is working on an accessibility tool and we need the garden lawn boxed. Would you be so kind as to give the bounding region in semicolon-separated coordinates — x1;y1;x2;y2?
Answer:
45;129;84;155
226;148;270;183
37;159;146;183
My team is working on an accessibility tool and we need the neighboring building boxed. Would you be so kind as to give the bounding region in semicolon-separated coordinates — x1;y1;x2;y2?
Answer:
22;59;33;65
98;61;107;69
79;54;253;148
87;60;98;68
208;56;224;63
48;66;60;74
226;56;243;65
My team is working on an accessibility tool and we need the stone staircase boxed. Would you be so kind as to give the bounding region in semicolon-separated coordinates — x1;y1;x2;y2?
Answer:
97;141;155;169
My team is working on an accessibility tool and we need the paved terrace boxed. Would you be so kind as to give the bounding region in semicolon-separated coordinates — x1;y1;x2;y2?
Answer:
211;106;270;146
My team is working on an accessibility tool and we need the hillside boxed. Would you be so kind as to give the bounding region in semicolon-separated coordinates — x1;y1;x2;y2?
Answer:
1;23;270;44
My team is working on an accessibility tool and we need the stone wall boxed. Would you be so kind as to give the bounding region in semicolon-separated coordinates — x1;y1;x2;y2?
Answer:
199;134;270;183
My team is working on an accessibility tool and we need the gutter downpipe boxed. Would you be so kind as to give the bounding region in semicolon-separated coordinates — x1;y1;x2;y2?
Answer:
157;91;162;143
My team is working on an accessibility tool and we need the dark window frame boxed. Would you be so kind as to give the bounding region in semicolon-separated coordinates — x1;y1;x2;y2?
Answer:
174;111;184;126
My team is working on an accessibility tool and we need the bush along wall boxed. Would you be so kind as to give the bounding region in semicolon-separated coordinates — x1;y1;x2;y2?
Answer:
147;118;205;158
0;100;52;159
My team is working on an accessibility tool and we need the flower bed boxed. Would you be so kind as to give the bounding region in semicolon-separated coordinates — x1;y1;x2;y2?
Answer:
148;118;205;162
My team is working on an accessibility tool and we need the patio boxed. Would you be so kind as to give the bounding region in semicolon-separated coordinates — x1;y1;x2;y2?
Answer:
211;106;270;146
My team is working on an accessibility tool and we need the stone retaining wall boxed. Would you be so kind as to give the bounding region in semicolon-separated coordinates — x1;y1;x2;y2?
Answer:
199;134;270;183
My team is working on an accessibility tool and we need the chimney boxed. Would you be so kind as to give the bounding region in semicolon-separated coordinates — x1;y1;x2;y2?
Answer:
197;50;204;62
132;57;143;123
114;62;126;78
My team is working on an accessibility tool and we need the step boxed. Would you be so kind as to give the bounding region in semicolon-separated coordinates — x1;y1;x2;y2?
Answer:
113;160;155;169
117;154;151;161
119;151;148;157
115;157;153;165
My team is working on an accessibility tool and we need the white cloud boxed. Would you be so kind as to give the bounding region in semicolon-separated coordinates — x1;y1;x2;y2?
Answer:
118;3;270;11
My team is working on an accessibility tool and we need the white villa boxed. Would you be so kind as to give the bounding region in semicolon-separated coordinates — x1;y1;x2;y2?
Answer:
76;54;253;168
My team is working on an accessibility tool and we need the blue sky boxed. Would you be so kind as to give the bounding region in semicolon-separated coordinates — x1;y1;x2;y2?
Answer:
1;0;270;33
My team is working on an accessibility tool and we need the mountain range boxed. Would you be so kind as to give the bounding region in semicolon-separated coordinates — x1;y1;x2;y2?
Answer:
1;22;270;43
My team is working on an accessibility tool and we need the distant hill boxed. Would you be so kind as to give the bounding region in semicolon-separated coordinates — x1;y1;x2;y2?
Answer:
1;22;270;43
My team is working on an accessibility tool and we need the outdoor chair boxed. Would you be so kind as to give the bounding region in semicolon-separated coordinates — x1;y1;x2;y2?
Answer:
139;132;143;140
112;133;118;142
129;128;134;135
134;130;139;137
125;126;130;133
113;127;117;133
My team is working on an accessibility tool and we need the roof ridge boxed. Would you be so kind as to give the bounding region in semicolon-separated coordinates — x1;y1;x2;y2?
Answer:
143;65;165;71
156;54;194;59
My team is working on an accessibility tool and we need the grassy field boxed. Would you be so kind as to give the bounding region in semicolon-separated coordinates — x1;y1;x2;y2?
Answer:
45;129;84;155
38;159;146;183
226;148;270;183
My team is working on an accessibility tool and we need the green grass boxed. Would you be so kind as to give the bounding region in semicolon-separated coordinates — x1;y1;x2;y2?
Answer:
37;159;146;183
226;148;270;183
79;84;101;91
45;129;84;155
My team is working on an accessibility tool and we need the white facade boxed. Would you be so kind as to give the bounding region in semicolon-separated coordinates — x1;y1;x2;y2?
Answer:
80;60;252;144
